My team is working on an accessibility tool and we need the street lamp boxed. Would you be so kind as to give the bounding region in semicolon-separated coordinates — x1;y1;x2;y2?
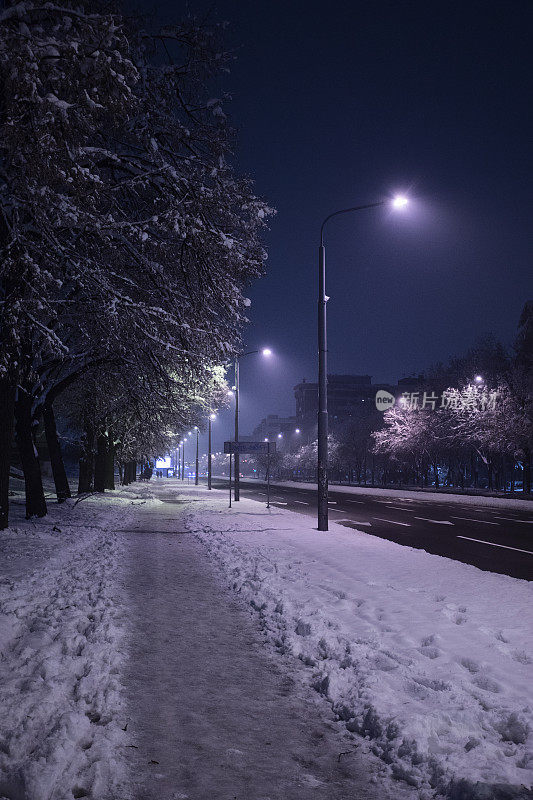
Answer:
194;426;199;485
208;413;216;490
317;194;409;531
233;347;272;502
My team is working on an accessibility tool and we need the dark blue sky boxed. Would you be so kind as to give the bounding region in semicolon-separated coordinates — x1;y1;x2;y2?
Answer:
155;0;533;452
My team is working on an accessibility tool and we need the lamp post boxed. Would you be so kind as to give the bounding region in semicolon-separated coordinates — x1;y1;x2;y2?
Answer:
195;427;199;485
181;439;185;481
317;195;408;531
208;413;216;489
233;348;272;502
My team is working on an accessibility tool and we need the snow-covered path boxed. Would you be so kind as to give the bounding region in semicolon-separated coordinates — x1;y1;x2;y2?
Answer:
120;491;403;800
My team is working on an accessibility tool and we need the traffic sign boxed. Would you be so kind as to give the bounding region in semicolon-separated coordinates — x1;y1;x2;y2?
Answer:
224;441;277;454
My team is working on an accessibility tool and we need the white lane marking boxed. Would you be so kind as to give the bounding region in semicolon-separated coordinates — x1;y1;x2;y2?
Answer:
414;517;454;525
493;517;533;524
294;500;309;505
329;508;346;513
272;501;288;505
451;516;499;525
338;520;372;526
257;492;266;495
386;505;416;512
457;536;533;555
344;499;365;504
373;517;411;527
328;501;337;504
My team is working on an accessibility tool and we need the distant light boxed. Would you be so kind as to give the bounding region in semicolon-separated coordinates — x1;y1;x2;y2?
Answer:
295;428;300;434
227;390;234;397
475;375;483;383
277;433;283;438
188;431;192;435
264;438;268;442
392;195;409;210
262;348;272;357
210;413;217;420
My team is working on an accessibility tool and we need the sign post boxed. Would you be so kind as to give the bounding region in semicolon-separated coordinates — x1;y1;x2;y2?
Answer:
223;441;276;508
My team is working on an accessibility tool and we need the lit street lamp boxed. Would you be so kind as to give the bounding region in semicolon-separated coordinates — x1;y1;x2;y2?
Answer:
233;347;272;501
317;195;409;531
208;413;216;490
194;426;199;485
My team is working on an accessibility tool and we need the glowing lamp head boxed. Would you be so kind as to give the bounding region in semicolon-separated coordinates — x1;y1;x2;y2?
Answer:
264;438;268;442
227;390;234;397
295;428;300;434
392;195;409;210
277;433;283;439
475;375;483;383
262;348;272;357
210;413;217;420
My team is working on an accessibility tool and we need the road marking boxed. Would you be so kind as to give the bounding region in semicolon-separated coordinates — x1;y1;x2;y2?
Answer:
329;507;346;513
451;516;499;525
294;500;309;505
373;517;411;527
386;505;416;512
338;520;372;526
272;501;288;505
493;517;533;524
257;492;266;496
414;517;454;525
344;499;365;504
457;536;533;555
328;501;337;504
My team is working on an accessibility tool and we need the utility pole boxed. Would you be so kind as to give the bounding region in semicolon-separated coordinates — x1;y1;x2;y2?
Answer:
234;358;240;500
195;427;199;485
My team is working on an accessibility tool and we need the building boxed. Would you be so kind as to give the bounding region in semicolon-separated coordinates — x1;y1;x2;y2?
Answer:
251;414;299;452
293;374;425;439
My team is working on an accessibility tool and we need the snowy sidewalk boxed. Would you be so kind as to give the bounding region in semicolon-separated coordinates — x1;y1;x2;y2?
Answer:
174;483;532;800
120;489;399;800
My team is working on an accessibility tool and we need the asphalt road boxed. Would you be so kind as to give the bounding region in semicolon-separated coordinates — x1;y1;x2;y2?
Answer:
210;478;533;581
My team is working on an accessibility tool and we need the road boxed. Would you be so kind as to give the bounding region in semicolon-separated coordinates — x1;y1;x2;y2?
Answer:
210;478;533;581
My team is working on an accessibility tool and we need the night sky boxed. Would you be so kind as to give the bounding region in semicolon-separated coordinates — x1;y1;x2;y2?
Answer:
155;0;533;453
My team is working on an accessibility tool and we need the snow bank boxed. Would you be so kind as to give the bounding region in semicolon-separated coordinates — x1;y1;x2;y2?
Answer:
185;488;533;800
0;488;157;800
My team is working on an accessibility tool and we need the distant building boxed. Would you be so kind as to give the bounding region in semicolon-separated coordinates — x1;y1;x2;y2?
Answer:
251;414;299;452
293;374;425;439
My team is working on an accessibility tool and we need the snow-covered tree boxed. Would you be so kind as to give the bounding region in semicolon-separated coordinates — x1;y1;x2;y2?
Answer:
0;0;272;524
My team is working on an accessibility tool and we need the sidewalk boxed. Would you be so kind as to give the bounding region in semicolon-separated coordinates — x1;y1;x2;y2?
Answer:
119;486;401;800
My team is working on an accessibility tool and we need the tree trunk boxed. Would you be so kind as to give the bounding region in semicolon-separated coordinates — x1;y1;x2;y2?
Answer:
94;432;108;492
105;436;115;490
43;403;71;502
78;422;94;493
15;388;47;518
0;380;16;529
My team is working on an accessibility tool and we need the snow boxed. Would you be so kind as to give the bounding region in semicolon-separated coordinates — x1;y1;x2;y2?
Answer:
120;496;405;800
182;485;533;798
1;481;531;799
0;489;152;800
